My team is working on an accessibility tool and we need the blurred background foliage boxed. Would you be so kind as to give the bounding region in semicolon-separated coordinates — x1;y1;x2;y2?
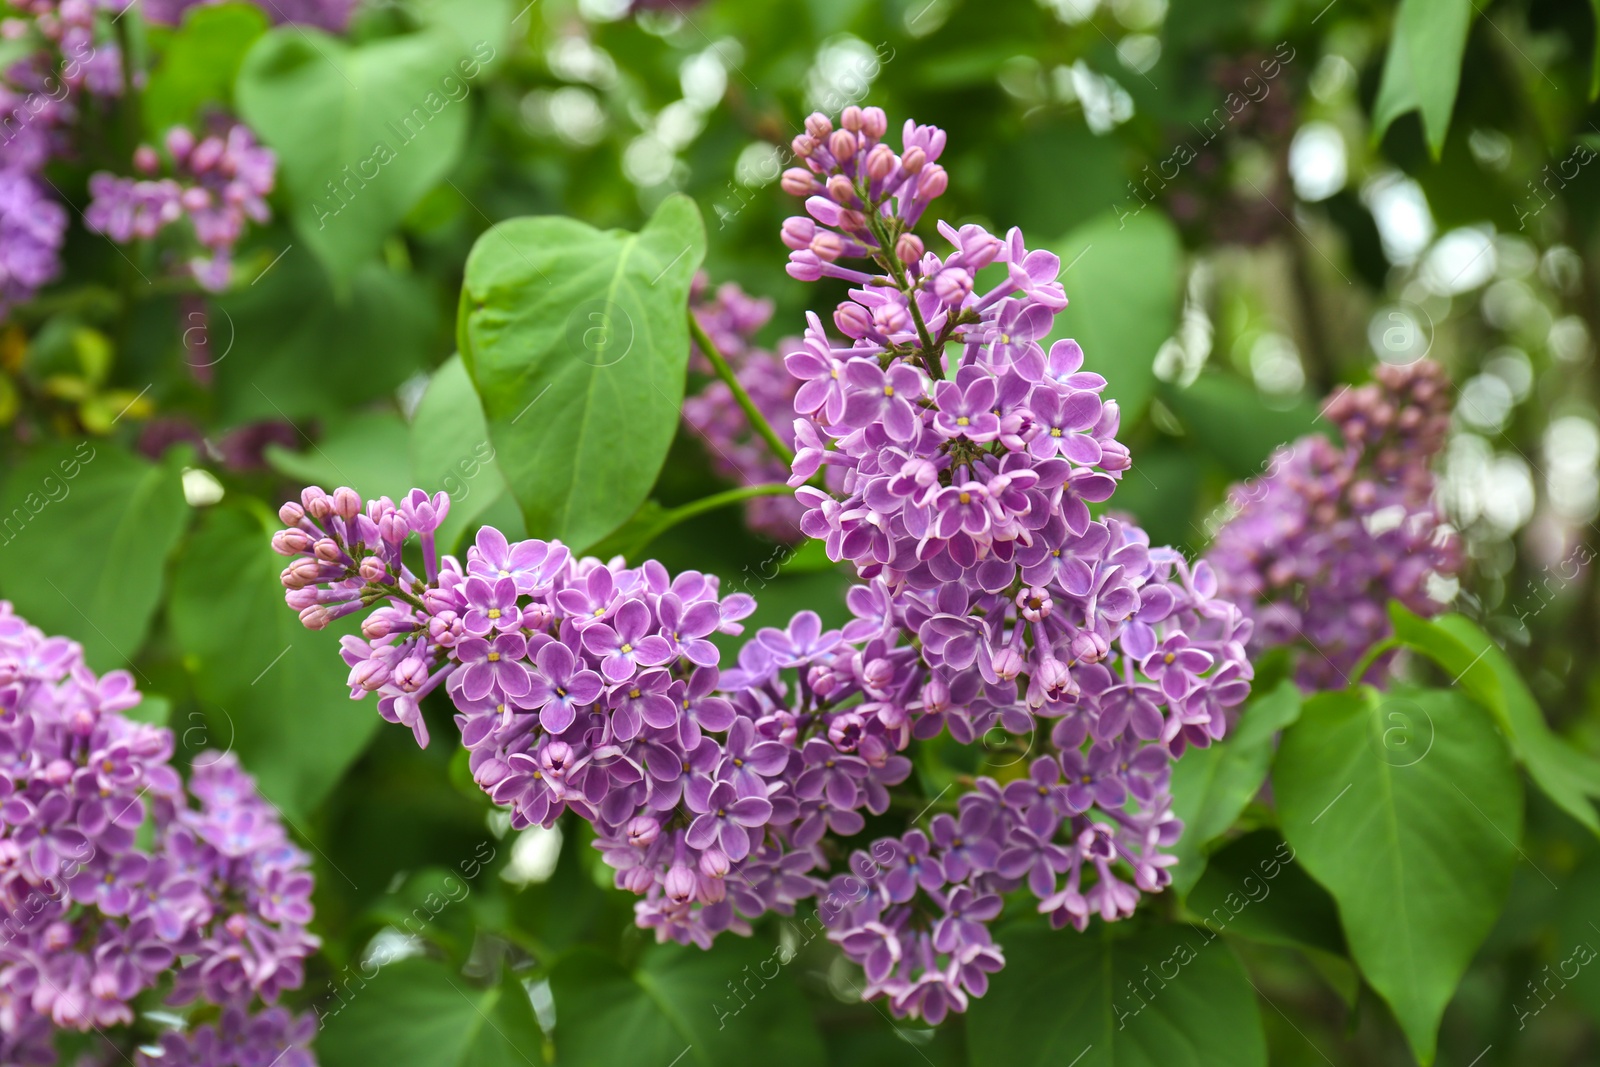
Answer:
9;0;1600;1062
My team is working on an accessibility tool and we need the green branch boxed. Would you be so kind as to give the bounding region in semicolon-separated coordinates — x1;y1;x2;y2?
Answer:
688;312;796;468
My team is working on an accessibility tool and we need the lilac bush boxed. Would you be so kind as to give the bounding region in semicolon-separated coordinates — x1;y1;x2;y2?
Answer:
273;105;1256;1023
0;604;318;1066
1206;359;1461;687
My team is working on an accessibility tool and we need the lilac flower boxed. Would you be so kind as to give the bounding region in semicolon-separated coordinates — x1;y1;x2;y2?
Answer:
455;633;532;703
1206;359;1460;687
522;641;602;734
0;607;318;1053
686;780;772;862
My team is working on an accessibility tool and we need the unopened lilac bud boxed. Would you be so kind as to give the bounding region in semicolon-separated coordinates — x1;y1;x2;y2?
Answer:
664;863;697;904
811;231;845;262
918;163;948;198
521;602;554;630
825;174;856;205
840;105;863;131
699;872;727;903
284;588;319;611
298;605;330;630
1038;656;1071;693
626;816;660;847
804;112;833;140
359;556;388;583
393;657;429;691
350;658;391;691
790;133;816;159
860;106;887;138
302;486;331;520
865;142;895;181
857;734;889;766
621;866;654;893
993;645;1024;681
288;557;324;584
781;167;819;196
189;137;224;173
835;301;873;339
781;216;816;250
862;657;894;692
332;486;362;520
271;528;312;556
43;757;72;786
1070;630;1108;664
807;663;838;697
901;146;926;174
895;233;924;264
934;268;973;306
699;847;730;878
278;501;305;526
165;126;195;162
828;128;857;163
921;676;950;714
312;538;343;563
43;921;73;951
132;145;159;174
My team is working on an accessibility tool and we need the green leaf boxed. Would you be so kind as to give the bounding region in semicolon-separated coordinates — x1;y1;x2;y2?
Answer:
1591;0;1600;99
1372;0;1474;155
1274;686;1522;1064
0;441;188;670
143;4;269;132
213;256;438;425
168;505;380;817
966;920;1268;1066
548;939;826;1067
460;194;707;552
1389;604;1600;833
1168;681;1301;896
318;957;543;1067
1185;829;1345;957
1156;375;1323;480
1048;209;1182;424
403;0;512;74
408;354;510;552
266;410;415;502
236;27;473;287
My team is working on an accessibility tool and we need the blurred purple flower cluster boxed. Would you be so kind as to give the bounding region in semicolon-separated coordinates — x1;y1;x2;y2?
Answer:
1206;359;1461;688
85;124;276;291
0;0;119;315
0;604;317;1065
681;275;807;540
143;0;359;32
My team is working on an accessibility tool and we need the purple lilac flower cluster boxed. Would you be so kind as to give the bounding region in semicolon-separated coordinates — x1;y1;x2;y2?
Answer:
766;106;1255;1014
86;123;276;291
1205;359;1461;688
681;276;807;540
275;104;1255;1025
0;0;109;315
143;0;358;32
0;604;317;1064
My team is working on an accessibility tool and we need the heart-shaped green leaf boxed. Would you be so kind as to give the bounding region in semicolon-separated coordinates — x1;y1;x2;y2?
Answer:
459;194;706;552
236;26;480;287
